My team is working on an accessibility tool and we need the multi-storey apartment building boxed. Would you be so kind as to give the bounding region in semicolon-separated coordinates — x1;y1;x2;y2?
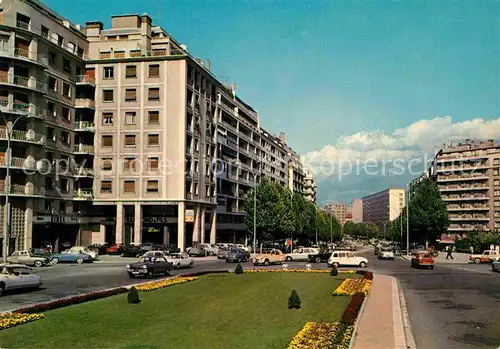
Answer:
362;188;405;233
0;3;314;252
434;139;500;233
0;0;94;256
303;170;316;203
324;203;351;226
351;198;363;223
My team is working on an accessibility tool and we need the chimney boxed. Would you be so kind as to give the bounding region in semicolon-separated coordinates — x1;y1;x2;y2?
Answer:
205;59;211;71
279;132;285;142
231;82;236;94
195;58;203;66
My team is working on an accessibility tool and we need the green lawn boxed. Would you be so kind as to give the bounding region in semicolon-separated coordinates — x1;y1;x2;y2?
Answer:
0;273;350;349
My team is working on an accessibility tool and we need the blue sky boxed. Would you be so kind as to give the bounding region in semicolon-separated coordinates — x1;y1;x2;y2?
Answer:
45;0;500;203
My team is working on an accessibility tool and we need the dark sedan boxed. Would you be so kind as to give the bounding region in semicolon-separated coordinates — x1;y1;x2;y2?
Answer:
121;245;147;258
308;250;332;263
226;250;250;263
126;256;173;278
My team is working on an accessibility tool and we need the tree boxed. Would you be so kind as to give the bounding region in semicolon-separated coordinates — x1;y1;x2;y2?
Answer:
127;286;140;304
288;289;301;309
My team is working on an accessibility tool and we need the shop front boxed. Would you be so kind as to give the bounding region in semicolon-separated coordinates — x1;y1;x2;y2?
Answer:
32;215;81;253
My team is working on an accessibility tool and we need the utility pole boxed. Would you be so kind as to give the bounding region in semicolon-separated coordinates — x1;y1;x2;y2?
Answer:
406;183;410;255
315;207;318;245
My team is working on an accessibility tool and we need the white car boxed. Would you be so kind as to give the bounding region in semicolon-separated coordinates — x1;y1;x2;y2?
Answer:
0;264;42;296
167;253;194;269
284;247;320;262
67;246;98;260
327;251;368;268
378;249;395;260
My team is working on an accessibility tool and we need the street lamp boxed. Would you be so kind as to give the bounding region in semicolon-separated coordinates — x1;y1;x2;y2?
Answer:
250;157;261;257
2;112;26;263
289;190;293;252
406;183;410;255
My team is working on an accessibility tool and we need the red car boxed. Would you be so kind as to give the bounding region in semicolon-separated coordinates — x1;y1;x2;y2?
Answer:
411;251;434;269
106;244;123;254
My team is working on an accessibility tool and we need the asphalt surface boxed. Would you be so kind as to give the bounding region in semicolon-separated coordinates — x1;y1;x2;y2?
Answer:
1;250;499;349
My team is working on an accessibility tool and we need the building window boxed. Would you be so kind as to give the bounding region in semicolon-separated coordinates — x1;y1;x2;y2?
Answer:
124;180;135;193
148;157;159;171
148;110;159;124
103;89;113;102
41;25;49;39
103;66;114;79
61;107;71;122
48;77;57;92
146;180;159;193
102;135;113;147
63;58;71;72
125;65;137;78
62;83;71;98
49;52;57;66
124;134;136;147
100;180;112;194
102;112;113;125
147;134;159;146
148;64;160;77
125;111;136;125
148;87;160;101
102;158;112;171
125;88;136;101
57;34;64;47
124;157;136;171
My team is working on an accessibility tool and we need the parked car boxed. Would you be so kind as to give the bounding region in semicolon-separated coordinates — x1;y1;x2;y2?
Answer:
285;247;320;262
50;251;93;264
7;251;50;267
226;250;250;263
469;250;500;264
121;245;147;258
106;244;124;255
142;251;171;259
217;248;230;259
28;248;52;258
253;249;284;266
492;260;500;272
126;256;173;278
87;244;108;255
411;251;434;269
141;242;156;251
0;264;42;296
66;246;98;260
187;246;208;257
308;249;333;263
188;243;218;256
167;253;194;269
327;251;368;268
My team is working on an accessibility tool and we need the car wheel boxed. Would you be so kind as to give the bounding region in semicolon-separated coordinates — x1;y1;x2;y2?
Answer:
430;265;434;269
237;258;241;263
147;270;154;278
0;282;5;296
76;258;84;264
189;262;194;268
285;256;292;262
136;253;142;258
474;258;481;264
333;262;340;268
34;260;43;267
209;251;215;256
264;259;270;266
128;272;135;278
51;257;59;264
315;256;322;263
359;262;367;268
176;263;181;269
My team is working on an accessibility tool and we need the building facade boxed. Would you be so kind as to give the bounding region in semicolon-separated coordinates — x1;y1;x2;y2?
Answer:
434;139;500;233
362;188;405;233
324;202;351;226
351;198;363;223
303;170;316;203
0;3;315;253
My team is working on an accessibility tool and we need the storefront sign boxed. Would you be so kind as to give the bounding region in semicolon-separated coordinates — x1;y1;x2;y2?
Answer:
33;216;80;224
185;209;195;223
124;217;172;224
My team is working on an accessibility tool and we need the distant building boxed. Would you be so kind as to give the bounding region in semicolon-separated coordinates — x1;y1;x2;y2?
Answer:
324;203;351;226
362;189;405;233
351;199;363;223
303;170;317;203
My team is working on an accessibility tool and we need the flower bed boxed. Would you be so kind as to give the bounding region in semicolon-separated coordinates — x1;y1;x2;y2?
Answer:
243;269;357;274
0;313;44;331
135;276;198;291
287;322;353;349
14;287;129;314
333;278;372;296
341;292;365;326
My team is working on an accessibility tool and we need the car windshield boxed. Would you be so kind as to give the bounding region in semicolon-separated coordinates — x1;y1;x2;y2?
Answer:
138;257;153;263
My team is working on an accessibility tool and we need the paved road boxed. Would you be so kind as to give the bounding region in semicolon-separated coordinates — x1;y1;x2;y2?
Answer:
364;252;500;349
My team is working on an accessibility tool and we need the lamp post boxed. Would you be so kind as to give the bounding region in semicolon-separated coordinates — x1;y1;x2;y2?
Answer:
406;183;410;256
2;113;26;263
315;206;318;245
329;214;333;244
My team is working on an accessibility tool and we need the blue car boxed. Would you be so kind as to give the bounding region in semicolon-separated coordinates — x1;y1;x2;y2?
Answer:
50;251;93;264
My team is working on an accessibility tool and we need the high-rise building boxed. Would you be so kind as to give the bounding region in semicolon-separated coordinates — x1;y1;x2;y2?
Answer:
351;198;363;223
362;188;405;233
303;170;316;203
0;2;313;254
324;202;351;226
434;139;500;233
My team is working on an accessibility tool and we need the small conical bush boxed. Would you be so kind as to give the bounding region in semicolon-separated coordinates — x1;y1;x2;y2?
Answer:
288;289;301;309
127;286;141;304
235;263;244;274
330;267;338;276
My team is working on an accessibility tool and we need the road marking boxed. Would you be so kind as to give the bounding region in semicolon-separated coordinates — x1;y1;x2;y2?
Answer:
392;277;407;349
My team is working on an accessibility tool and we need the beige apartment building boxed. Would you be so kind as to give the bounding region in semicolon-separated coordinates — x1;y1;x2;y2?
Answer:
351;198;363;223
434;139;500;233
362;188;405;233
303;170;316;203
324;202;351;226
0;1;314;253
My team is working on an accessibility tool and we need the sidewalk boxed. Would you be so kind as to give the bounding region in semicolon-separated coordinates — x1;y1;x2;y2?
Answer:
433;252;470;264
352;275;407;349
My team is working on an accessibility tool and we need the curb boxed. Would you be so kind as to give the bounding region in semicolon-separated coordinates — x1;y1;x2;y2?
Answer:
348;283;369;349
397;279;417;349
391;277;406;349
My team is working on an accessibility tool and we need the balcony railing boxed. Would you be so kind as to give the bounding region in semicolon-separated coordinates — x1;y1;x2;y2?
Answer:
74;144;94;153
0;181;45;196
94;48;187;61
0;73;47;93
437;164;489;172
0;154;36;170
74;189;93;200
0;128;46;144
74;166;94;177
0;46;49;66
0;100;48;120
439;185;489;191
74;121;95;131
437;174;490;182
74;98;95;109
75;75;96;85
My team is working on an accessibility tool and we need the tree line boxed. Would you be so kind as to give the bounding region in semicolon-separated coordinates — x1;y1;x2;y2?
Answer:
242;179;342;245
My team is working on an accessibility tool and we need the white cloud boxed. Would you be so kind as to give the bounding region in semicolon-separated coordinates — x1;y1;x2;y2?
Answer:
301;116;500;179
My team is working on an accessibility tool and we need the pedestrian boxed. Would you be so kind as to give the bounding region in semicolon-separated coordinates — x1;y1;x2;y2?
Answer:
470;245;474;254
446;245;454;260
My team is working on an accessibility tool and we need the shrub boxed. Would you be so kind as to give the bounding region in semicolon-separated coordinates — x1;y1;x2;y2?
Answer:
234;263;244;274
288;289;301;309
341;292;365;325
330;267;338;276
355;270;374;280
127;286;141;304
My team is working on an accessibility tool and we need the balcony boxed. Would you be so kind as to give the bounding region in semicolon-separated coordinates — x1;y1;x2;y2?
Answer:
74;121;95;132
443;195;489;201
0;74;47;93
436;164;489;172
0;100;48;120
76;75;95;86
74;166;94;177
0;46;49;66
0;154;36;170
0;181;44;196
437;174;490;182
439;185;489;192
447;205;489;211
95;48;187;60
74;189;93;200
0;128;46;145
74;98;96;109
449;215;489;221
74;144;94;154
239;132;252;142
222;121;238;134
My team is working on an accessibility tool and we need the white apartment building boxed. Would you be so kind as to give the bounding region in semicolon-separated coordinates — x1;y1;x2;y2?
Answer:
362;188;405;233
